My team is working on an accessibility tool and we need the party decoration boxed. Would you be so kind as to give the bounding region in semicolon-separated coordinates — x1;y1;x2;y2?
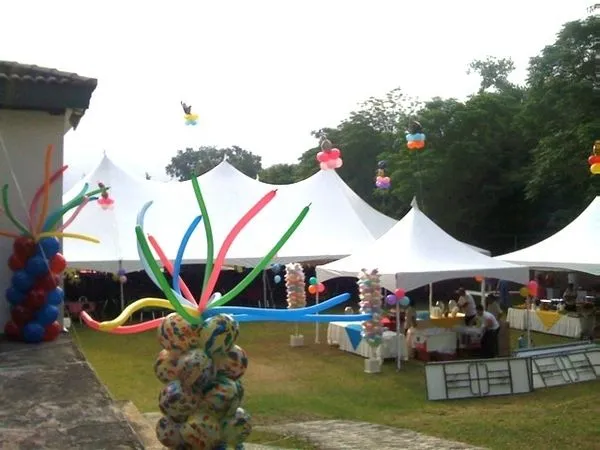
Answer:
587;140;600;175
1;144;101;343
182;101;199;126
527;280;539;297
398;296;410;307
405;120;426;151
96;182;115;210
315;133;343;171
385;294;397;306
357;269;383;348
375;160;391;190
285;263;306;309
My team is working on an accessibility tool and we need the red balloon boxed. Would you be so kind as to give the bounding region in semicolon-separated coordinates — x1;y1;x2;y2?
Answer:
329;148;341;159
588;155;600;165
13;236;36;260
316;151;330;162
11;304;34;327
50;253;67;274
4;320;21;340
8;253;26;271
24;289;47;311
394;288;406;298
34;273;61;292
43;321;62;342
317;283;325;293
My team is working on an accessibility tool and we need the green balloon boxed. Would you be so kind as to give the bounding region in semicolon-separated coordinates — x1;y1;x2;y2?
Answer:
191;176;214;293
309;277;318;285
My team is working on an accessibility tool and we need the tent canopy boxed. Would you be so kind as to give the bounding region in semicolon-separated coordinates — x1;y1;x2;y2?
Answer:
62;155;400;272
316;198;528;292
496;196;600;275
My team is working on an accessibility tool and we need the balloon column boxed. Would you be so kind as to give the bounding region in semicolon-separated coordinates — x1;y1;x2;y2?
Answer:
81;175;372;449
375;160;391;190
182;101;199;126
405;120;426;151
2;144;102;342
588;140;600;175
357;269;383;348
316;135;343;171
285;263;306;309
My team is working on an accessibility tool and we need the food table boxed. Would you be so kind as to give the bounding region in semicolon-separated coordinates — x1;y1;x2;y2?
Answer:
507;307;582;338
327;321;406;360
417;314;465;330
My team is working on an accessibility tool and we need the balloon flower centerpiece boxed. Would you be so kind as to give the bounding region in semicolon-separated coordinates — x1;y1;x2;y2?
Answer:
358;269;384;374
316;134;343;171
588;140;600;175
81;175;372;449
1;144;102;343
285;262;306;346
405;120;425;151
375;160;390;190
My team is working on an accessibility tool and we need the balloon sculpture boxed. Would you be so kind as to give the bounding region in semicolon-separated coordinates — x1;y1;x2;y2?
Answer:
405;120;425;151
316;134;343;171
588;140;600;175
1;144;102;342
81;175;372;449
285;263;306;310
97;182;115;210
375;160;391;190
358;269;383;348
182;101;199;126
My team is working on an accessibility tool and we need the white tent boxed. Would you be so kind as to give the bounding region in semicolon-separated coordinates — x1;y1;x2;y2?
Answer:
496;196;600;275
61;155;400;271
316;198;528;292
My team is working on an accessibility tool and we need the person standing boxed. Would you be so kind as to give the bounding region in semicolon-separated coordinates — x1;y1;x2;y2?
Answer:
457;288;477;326
476;304;500;358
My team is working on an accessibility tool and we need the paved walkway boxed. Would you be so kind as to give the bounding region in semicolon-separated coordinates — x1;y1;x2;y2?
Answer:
0;336;144;450
257;420;485;450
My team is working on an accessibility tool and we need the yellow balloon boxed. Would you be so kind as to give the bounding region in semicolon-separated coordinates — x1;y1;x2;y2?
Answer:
591;163;600;175
519;286;530;298
97;298;200;331
36;231;100;244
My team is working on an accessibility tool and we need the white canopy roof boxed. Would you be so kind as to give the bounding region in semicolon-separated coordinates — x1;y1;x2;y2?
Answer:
496;196;600;275
316;199;528;292
62;155;400;271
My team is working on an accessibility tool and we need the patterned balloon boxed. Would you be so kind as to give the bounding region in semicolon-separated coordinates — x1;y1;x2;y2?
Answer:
202;377;241;415
158;380;201;422
221;407;252;447
158;313;204;351
199;314;239;356
155;415;184;448
180;410;221;449
154;349;180;384
214;345;248;381
177;349;215;394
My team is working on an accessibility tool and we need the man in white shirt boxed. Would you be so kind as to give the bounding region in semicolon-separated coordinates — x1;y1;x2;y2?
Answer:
476;304;500;358
457;288;477;326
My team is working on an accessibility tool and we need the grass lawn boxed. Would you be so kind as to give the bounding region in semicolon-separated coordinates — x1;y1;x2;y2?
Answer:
74;322;600;450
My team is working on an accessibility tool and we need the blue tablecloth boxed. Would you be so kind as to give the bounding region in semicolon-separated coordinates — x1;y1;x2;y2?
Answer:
345;324;363;350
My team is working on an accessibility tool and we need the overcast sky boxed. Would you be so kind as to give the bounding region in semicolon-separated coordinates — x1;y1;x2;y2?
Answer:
0;0;591;188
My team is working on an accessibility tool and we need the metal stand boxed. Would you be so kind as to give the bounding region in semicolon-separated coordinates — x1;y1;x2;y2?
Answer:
315;291;320;344
396;306;402;371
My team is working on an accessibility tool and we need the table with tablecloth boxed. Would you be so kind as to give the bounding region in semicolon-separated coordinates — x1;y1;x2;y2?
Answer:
507;307;582;338
327;321;407;359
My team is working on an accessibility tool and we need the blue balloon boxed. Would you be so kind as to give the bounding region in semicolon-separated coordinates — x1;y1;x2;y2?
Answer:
399;296;410;307
172;215;203;296
415;133;425;141
5;287;25;305
271;263;282;273
25;255;49;277
23;322;45;343
46;287;64;306
12;270;34;292
274;275;282;284
36;237;60;258
36;304;59;326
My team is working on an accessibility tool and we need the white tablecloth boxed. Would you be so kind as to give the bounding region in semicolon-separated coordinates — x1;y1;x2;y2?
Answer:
507;308;582;338
327;322;406;359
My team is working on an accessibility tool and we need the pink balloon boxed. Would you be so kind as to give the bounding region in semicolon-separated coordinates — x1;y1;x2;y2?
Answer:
376;176;383;182
316;151;328;162
527;280;539;296
326;159;337;169
319;161;329;170
383;177;390;183
330;148;341;159
394;288;405;298
333;158;343;169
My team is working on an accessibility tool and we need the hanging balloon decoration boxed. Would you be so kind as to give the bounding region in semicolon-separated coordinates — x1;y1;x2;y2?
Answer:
307;276;325;296
357;269;383;347
315;133;343;171
181;101;199;126
405;120;426;151
588;140;600;175
97;182;115;210
2;144;102;343
375;160;391;190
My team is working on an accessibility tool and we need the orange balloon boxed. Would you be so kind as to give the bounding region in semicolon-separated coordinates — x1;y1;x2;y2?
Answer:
591;163;600;175
474;275;484;282
308;285;317;295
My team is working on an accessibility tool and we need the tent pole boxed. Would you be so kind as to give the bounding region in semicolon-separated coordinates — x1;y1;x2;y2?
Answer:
119;260;124;312
396;305;401;371
481;279;485;310
315;290;320;344
428;283;433;314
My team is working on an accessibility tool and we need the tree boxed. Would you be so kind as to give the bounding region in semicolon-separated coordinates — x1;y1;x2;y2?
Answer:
259;164;298;184
468;56;516;93
166;145;262;181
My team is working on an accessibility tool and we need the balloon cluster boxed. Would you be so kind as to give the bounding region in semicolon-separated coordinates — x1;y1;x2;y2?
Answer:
182;101;199;126
271;263;283;284
316;136;343;171
307;276;325;296
117;268;127;284
375;160;391;190
1;144;101;343
384;288;410;308
154;312;251;449
4;236;65;343
97;182;115;210
406;120;426;151
588;140;600;175
519;279;539;298
357;269;383;347
285;263;306;309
